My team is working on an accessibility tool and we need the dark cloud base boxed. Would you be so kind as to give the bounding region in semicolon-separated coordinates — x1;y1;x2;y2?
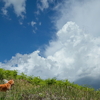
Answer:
74;77;100;90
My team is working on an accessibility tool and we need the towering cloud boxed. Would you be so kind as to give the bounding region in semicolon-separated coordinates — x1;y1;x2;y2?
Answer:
54;0;100;36
1;22;100;88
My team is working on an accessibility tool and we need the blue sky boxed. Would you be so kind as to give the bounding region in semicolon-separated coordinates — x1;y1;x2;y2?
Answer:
0;0;58;62
0;0;100;89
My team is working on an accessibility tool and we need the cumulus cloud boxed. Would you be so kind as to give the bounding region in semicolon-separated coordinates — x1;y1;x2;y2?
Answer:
45;21;100;81
54;0;100;36
0;51;58;79
1;0;26;18
1;22;100;87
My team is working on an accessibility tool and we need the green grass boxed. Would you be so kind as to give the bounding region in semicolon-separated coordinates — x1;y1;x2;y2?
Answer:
0;68;100;100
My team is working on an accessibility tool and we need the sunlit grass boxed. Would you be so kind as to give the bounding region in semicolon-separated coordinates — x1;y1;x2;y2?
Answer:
0;68;100;100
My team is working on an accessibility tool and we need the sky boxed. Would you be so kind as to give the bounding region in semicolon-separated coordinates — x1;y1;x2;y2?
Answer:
0;0;100;89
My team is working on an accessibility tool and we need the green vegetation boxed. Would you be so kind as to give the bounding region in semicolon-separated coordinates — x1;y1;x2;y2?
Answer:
0;68;100;100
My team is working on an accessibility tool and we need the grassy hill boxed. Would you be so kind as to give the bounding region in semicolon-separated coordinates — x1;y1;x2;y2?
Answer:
0;68;100;100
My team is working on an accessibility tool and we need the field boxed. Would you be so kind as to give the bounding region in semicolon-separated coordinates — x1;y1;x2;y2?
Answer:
0;68;100;100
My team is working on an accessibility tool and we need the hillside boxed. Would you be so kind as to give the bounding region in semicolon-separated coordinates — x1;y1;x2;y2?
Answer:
0;68;100;100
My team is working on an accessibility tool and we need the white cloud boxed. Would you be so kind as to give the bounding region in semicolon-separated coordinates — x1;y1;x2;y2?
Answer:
37;0;54;11
53;0;100;36
31;21;36;27
45;22;100;81
19;22;23;25
33;30;36;33
29;21;37;33
1;8;7;15
2;0;26;18
39;22;41;25
1;22;100;86
34;10;40;15
38;0;49;11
